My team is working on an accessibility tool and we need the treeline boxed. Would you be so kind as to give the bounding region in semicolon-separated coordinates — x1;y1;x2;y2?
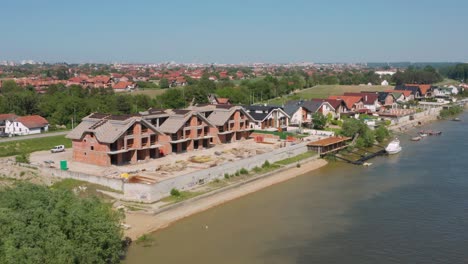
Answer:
391;66;443;85
0;81;155;127
440;63;468;81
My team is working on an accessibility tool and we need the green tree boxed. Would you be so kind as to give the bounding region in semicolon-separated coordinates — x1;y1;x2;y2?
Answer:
312;112;327;130
159;78;170;88
0;183;123;264
156;88;186;108
375;126;390;143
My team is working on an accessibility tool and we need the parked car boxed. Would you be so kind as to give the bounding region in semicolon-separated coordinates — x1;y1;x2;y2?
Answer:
50;145;65;153
0;132;9;138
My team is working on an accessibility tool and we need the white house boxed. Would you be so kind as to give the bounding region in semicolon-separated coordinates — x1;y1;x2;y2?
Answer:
5;115;49;136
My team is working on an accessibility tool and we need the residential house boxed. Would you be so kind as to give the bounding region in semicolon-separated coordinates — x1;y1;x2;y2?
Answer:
243;105;290;130
284;100;313;126
148;109;216;153
328;95;365;112
192;105;255;144
384;90;407;102
377;92;397;107
207;94;231;105
113;81;136;92
4;115;49;136
344;92;381;112
394;84;434;99
0;113;18;135
67;113;169;166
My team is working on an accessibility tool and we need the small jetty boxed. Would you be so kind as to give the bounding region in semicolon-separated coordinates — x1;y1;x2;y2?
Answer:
307;137;387;165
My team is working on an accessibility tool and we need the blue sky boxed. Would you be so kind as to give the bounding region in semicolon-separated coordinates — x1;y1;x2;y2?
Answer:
1;0;467;63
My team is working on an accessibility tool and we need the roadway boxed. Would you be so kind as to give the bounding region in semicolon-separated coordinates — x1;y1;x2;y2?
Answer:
0;131;70;143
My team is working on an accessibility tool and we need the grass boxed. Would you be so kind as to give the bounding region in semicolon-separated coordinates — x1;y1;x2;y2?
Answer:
275;151;317;166
0;135;72;157
130;89;167;97
266;85;393;105
434;78;460;86
50;178;123;199
161;190;206;203
253;130;308;139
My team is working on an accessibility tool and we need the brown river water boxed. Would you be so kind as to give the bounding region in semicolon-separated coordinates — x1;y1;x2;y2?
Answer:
125;111;468;264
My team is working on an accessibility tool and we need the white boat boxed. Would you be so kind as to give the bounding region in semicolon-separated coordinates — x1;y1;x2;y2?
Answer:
385;138;402;154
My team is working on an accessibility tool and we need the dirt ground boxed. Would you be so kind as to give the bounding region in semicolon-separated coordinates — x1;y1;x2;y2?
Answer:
29;138;285;182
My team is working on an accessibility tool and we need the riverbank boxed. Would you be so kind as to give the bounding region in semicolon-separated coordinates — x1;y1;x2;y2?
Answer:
388;107;442;132
124;158;328;239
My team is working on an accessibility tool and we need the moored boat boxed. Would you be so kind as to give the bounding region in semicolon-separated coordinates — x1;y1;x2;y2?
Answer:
419;131;428;137
411;136;422;141
452;117;461;122
385;138;402;154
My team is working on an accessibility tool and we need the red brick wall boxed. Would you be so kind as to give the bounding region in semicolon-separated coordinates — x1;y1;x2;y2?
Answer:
72;133;110;166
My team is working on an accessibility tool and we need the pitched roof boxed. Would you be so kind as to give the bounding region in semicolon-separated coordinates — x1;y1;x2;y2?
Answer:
394;85;419;95
67;114;161;144
113;81;133;89
205;106;254;126
405;84;432;95
343;92;379;105
157;110;214;134
15;115;49;129
328;95;363;109
0;113;18;122
283;100;305;116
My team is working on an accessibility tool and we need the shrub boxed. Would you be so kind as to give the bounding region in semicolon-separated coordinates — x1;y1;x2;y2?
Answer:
239;168;248;175
375;126;390;143
224;173;230;179
296;163;301;168
235;171;240;176
252;166;262;173
170;188;181;197
262;160;271;168
15;153;30;164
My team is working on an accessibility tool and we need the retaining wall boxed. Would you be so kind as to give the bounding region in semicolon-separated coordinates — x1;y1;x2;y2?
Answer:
122;142;309;202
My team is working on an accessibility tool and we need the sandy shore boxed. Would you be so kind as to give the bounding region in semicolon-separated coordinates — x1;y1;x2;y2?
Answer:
124;158;328;239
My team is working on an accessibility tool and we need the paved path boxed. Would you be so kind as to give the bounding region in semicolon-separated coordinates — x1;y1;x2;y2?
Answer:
0;131;69;143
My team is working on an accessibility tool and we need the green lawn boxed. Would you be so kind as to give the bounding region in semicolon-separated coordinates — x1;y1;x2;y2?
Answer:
0;135;72;157
131;88;167;97
266;85;393;105
434;78;460;86
275;151;317;166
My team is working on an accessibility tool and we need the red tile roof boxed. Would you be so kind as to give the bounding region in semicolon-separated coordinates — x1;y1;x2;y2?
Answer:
15;115;49;129
328;95;363;109
0;113;18;121
113;81;133;89
343;92;378;105
308;136;352;147
405;84;431;95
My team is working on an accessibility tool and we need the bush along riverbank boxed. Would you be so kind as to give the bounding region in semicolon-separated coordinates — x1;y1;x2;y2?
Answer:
439;105;463;119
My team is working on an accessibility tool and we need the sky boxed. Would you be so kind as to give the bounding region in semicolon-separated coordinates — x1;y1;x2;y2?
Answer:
1;0;467;63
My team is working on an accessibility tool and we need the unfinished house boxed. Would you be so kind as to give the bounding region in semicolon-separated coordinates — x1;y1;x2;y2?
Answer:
66;113;169;166
143;109;217;153
192;105;255;144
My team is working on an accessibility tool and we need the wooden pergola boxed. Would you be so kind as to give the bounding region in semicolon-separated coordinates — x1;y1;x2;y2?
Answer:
307;136;352;156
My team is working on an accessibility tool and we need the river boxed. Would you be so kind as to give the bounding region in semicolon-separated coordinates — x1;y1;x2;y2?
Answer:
125;111;468;264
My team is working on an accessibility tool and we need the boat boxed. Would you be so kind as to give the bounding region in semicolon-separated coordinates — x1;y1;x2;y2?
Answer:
419;131;428;137
411;136;422;141
385;138;402;154
452;117;461;122
429;130;442;136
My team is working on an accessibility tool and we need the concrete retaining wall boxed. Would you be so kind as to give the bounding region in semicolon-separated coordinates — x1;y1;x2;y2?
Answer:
42;167;124;191
38;142;310;203
122;142;310;202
